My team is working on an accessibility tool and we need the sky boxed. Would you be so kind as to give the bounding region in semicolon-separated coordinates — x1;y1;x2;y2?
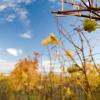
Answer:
0;0;100;74
0;0;64;73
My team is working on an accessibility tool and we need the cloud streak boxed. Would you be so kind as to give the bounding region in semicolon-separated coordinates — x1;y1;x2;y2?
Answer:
0;59;15;74
0;0;33;24
6;14;16;22
20;31;33;39
6;48;23;57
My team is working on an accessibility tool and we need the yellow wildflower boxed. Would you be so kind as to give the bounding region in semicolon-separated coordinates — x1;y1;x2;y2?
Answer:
66;49;74;61
42;33;60;46
66;88;72;96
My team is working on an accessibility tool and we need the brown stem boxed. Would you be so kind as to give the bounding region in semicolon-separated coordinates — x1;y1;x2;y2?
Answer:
81;32;100;75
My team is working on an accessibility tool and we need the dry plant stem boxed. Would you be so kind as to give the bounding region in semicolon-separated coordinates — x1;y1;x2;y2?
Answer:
58;31;74;73
87;0;92;7
81;32;100;75
47;46;52;72
51;46;59;71
81;0;100;17
41;55;46;74
63;0;85;8
55;17;73;72
55;17;68;74
52;1;100;20
47;46;54;99
77;31;95;99
56;45;66;73
55;18;94;98
55;1;100;75
75;14;100;20
60;29;79;60
57;19;94;99
53;8;100;13
52;11;100;20
61;30;82;70
57;24;82;69
43;47;52;99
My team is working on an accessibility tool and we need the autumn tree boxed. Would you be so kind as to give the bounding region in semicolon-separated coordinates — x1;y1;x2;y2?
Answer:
10;52;40;100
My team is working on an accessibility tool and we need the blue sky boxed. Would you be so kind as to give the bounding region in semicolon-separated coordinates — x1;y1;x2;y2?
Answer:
0;0;63;73
0;0;100;73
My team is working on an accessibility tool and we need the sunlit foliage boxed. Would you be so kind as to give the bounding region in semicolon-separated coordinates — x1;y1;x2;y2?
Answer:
83;19;97;32
42;33;60;46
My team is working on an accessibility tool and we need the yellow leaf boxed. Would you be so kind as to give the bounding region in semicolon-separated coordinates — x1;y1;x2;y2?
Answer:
21;71;28;82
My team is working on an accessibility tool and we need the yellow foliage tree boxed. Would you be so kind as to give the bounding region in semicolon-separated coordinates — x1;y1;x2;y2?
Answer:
10;53;40;92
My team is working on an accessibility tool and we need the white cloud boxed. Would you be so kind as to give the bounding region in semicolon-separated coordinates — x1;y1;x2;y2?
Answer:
6;48;23;57
0;0;34;24
0;59;15;74
16;0;33;4
0;0;33;9
0;4;7;11
6;14;16;22
39;56;62;73
15;7;30;25
20;31;33;39
0;48;3;51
